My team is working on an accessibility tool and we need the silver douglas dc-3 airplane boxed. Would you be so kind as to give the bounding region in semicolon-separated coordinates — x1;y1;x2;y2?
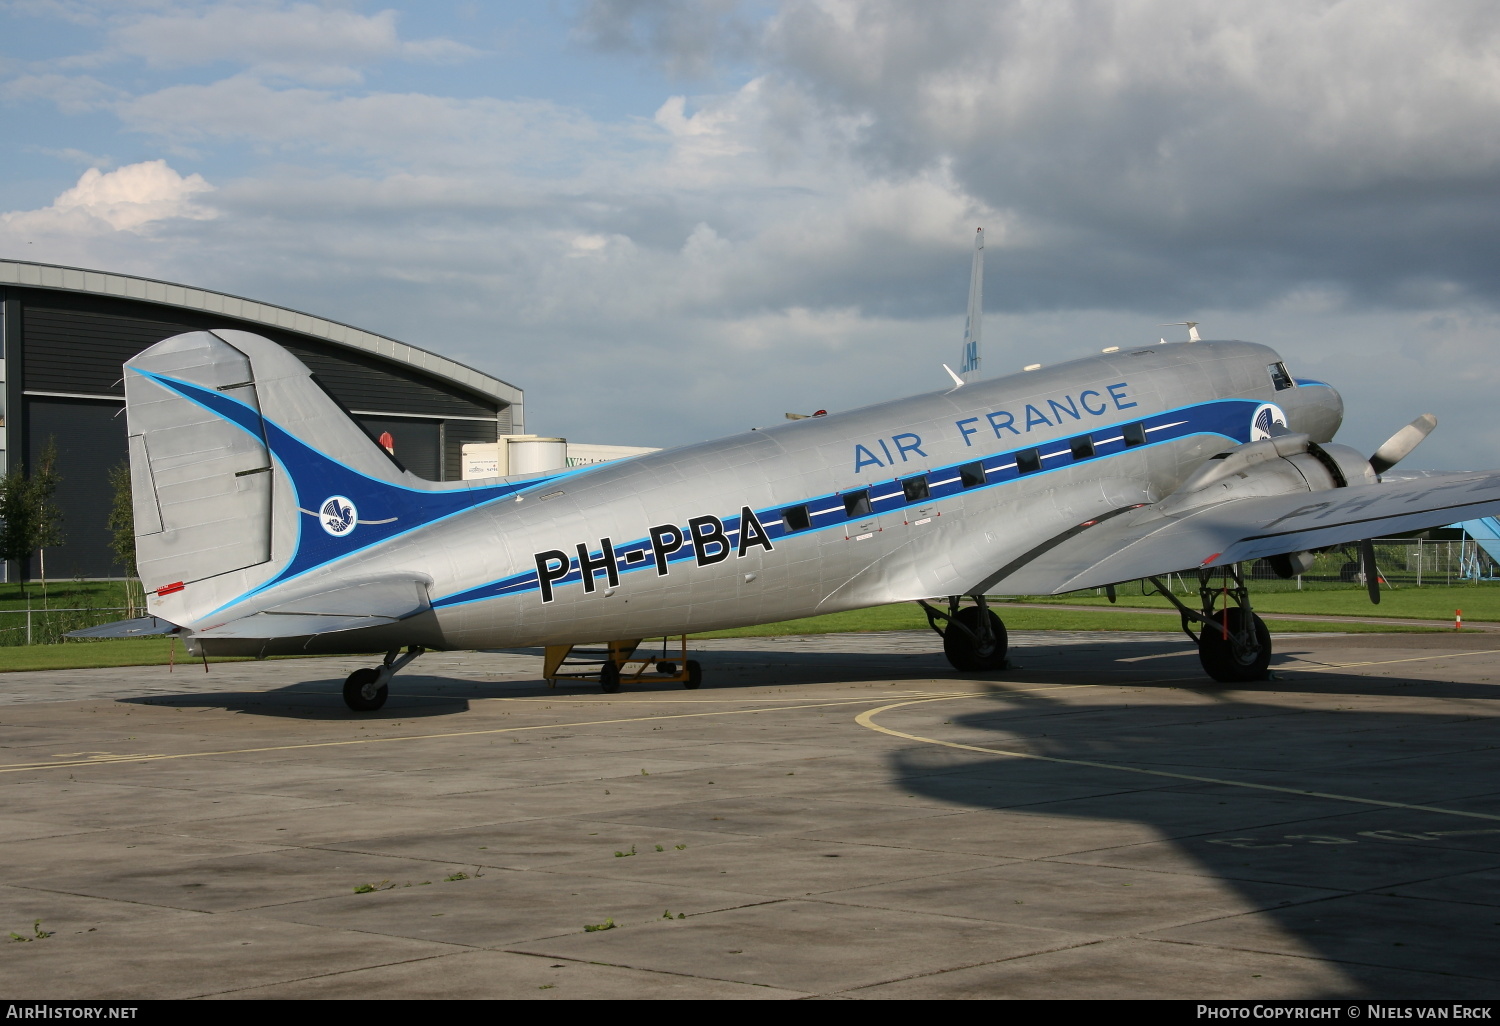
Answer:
75;246;1500;710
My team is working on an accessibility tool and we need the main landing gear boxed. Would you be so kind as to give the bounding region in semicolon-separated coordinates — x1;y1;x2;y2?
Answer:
342;646;425;712
920;595;1010;672
1146;565;1272;683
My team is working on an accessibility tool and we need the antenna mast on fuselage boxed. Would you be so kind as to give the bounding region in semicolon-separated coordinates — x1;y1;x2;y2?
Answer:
959;227;984;383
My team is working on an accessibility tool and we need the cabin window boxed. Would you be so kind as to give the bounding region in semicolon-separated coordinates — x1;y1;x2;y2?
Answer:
902;476;930;503
1123;422;1147;447
959;462;986;488
1015;448;1042;474
1268;362;1295;391
1070;435;1095;460
782;505;811;532
843;490;872;518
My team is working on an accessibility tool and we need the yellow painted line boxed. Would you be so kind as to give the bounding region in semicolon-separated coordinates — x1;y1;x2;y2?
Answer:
475;692;948;704
0;684;1091;775
0;693;963;774
855;694;1500;823
1275;647;1500;671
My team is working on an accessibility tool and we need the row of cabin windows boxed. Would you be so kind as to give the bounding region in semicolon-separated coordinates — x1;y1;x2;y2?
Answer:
778;420;1152;531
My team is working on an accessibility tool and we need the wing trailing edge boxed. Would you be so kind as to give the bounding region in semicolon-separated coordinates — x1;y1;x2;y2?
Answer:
982;471;1500;595
192;573;433;639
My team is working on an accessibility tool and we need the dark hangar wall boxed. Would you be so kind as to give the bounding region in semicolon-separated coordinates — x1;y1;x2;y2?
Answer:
2;288;508;579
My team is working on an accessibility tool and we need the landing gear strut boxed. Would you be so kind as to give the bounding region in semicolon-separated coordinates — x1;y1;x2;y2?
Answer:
342;646;424;712
1146;565;1271;683
921;595;1010;672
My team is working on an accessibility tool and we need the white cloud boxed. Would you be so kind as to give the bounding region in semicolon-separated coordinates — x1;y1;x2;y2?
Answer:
109;2;478;84
756;0;1500;308
6;1;1500;468
117;76;609;173
0;159;214;236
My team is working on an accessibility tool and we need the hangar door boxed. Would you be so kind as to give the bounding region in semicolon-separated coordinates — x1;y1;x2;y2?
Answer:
26;397;128;579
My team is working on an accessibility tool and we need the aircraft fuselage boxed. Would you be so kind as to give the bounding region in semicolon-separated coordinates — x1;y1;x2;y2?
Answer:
191;339;1340;656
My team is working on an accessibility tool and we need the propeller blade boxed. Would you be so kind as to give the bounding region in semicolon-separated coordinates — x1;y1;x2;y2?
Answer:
1360;538;1381;605
1370;414;1437;475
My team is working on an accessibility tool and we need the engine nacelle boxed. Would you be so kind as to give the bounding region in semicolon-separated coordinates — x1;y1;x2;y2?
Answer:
1157;433;1376;519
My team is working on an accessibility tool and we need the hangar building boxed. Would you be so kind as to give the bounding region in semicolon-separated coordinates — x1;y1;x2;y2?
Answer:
0;260;523;579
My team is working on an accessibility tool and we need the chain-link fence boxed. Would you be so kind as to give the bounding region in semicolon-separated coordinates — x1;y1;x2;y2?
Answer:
0;606;134;646
1245;538;1497;587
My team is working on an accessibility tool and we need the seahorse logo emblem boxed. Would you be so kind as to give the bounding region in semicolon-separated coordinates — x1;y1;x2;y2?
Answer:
1250;403;1288;441
320;495;357;537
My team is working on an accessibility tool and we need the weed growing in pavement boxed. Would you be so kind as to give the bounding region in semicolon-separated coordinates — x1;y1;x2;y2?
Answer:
9;920;52;942
352;880;394;894
655;844;664;851
443;872;469;882
675;844;686;850
584;918;616;932
613;845;637;858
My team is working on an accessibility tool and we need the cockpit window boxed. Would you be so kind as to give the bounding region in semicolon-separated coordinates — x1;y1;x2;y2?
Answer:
1268;362;1295;391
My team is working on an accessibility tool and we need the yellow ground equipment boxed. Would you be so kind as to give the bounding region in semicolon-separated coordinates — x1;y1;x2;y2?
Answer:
542;636;701;693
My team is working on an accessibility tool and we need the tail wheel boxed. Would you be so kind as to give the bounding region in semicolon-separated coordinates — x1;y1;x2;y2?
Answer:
600;661;622;694
683;660;702;690
342;667;388;712
942;607;1009;672
1198;608;1272;683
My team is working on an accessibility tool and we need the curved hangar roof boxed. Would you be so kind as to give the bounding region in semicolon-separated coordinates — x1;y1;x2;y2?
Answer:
0;259;522;418
0;259;523;579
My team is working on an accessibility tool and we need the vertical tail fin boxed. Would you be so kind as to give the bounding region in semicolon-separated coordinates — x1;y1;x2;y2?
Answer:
958;227;984;383
126;329;520;627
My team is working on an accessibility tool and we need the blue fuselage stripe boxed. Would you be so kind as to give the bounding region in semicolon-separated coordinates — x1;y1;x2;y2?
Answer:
428;397;1255;610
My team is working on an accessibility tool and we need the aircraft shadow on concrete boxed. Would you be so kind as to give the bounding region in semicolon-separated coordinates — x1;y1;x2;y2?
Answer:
115;635;1489;721
884;672;1500;996
115;640;992;720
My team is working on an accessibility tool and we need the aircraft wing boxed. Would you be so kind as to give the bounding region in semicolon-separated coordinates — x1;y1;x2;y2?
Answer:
984;470;1500;595
192;574;432;639
70;574;433;642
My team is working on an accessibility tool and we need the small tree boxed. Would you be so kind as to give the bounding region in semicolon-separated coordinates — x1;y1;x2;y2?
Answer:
0;439;64;604
107;462;139;615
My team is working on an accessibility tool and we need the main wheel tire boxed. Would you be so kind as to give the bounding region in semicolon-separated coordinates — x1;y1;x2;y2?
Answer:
1198;608;1272;683
683;659;702;690
942;607;1009;672
343;667;388;711
600;661;622;694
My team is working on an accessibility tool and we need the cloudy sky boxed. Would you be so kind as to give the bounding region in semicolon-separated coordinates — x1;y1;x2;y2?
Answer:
3;1;1499;467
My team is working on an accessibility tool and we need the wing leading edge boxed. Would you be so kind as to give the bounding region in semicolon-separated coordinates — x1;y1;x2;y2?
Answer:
983;471;1500;595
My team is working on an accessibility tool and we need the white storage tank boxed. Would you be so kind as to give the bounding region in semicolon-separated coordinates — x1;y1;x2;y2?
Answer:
507;436;568;475
462;435;568;478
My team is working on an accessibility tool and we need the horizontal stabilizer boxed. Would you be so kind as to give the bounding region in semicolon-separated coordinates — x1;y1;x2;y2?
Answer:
65;616;181;639
987;470;1500;594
